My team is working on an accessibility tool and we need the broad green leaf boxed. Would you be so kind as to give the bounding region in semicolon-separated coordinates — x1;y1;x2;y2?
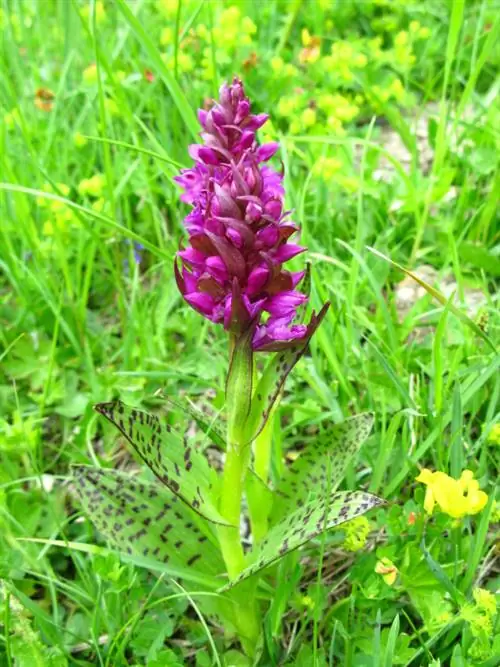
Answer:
222;490;383;590
160;396;226;449
94;401;228;525
272;413;374;521
244;303;329;442
73;466;224;577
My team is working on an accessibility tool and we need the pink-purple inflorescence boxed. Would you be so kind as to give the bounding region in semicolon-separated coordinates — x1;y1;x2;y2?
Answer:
174;78;311;351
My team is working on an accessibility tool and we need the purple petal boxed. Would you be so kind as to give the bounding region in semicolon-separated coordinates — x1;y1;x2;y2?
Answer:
256;224;279;248
198;147;220;165
256;142;279;162
246;265;269;296
178;247;206;266
272;244;305;263
264;291;308;317
185;292;216;316
205;255;228;283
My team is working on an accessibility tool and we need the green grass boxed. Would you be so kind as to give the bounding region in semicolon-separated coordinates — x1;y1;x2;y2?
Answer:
1;0;499;665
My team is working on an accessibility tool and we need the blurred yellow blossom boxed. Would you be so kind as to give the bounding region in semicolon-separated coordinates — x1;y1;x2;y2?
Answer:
82;63;98;85
81;1;106;25
389;78;406;102
4;108;21;129
313;156;342;180
156;0;179;17
419;26;431;39
160;27;173;45
277;96;300;118
73;132;88;148
299;29;321;64
409;20;421;34
342;516;370;552
473;588;497;616
271;56;284;73
241;16;257;35
284;63;299;78
37;182;70;207
488;423;500;444
301;107;317;128
115;70;127;83
104;97;119;116
78;173;105;198
375;558;398;586
395;31;409;47
416;469;488;519
326;115;346;136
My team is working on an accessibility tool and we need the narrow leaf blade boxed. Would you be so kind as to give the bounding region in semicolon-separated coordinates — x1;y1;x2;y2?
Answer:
222;490;383;590
245;303;329;441
73;466;224;577
94;401;228;525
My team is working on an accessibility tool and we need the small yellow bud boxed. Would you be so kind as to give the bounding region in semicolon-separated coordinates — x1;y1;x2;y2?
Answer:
82;63;98;85
74;132;88;148
301;107;317;128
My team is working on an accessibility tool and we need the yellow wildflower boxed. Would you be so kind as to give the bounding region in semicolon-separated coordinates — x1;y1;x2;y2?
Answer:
271;56;284;73
160;26;173;45
277;97;300;118
81;1;106;25
73;132;88;148
4;108;21;129
375;558;398;586
301;107;316;128
354;53;367;68
389;78;405;102
82;63;98;85
78;173;105;198
299;29;321;64
419;26;431;39
241;16;257;35
156;0;179;17
395;31;409;47
326;115;346;136
342;516;370;552
313;156;342;180
284;63;299;78
487;423;500;445
36;182;70;207
416;469;488;519
473;588;497;617
104;97;119;116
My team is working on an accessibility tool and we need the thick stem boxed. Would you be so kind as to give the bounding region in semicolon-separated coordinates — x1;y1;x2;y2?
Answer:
217;332;261;655
217;445;246;579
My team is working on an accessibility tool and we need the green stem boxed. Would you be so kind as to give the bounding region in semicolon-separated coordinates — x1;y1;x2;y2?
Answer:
218;445;246;579
216;332;261;654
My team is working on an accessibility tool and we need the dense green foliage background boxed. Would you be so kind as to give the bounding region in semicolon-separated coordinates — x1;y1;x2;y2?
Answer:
0;0;498;665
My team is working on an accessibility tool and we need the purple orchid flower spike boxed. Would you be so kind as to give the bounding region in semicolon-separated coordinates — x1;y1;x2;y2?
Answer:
175;77;327;350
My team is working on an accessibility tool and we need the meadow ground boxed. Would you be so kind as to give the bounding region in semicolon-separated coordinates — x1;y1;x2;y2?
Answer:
0;0;499;665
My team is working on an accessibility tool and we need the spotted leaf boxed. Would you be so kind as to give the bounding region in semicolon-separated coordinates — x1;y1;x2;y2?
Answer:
221;490;383;590
272;413;374;521
94;401;228;525
73;466;225;578
161;396;226;449
244;303;330;441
